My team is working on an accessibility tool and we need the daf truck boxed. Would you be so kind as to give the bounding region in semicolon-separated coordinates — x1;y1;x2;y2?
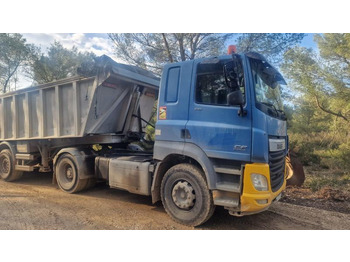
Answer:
0;48;288;226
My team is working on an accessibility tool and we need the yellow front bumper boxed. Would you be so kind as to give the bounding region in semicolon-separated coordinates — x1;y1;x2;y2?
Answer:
240;163;286;214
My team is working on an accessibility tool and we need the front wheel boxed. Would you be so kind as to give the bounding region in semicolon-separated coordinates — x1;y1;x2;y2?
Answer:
161;163;215;227
55;153;89;193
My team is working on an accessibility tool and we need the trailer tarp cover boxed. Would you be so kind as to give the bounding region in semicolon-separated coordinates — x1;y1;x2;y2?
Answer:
80;55;160;89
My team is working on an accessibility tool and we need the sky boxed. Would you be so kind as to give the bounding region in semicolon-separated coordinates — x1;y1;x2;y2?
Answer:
15;33;118;88
23;33;117;59
15;33;318;89
300;33;317;49
22;33;318;59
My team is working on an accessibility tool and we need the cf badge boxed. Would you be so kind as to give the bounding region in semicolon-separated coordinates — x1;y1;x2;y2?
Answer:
234;145;247;151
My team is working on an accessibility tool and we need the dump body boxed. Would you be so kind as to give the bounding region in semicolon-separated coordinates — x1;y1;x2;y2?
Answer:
0;56;159;143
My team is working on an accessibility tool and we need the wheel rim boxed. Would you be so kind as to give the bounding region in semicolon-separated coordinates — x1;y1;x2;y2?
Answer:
171;180;196;210
57;158;77;191
0;154;11;177
65;166;74;181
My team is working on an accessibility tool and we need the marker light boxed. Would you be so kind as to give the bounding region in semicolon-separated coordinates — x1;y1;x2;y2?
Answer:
227;45;237;54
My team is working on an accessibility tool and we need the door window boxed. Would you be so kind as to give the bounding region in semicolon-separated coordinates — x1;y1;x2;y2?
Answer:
195;59;245;106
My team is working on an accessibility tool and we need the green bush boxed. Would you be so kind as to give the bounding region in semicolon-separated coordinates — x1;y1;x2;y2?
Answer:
289;133;321;165
304;172;350;192
289;131;350;171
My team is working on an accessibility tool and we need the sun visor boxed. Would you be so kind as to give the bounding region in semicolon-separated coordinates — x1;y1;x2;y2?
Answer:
246;52;286;87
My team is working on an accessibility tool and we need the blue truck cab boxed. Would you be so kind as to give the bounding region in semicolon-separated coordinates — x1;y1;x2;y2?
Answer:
153;49;288;225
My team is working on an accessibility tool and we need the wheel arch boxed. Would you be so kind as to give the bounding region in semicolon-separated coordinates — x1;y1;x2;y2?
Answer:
0;142;16;157
53;147;97;183
151;141;216;204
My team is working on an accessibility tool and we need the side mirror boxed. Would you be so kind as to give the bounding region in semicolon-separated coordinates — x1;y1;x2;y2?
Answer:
227;90;244;106
227;90;247;117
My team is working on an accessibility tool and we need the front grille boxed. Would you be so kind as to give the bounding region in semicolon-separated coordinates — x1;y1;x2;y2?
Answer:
269;150;286;192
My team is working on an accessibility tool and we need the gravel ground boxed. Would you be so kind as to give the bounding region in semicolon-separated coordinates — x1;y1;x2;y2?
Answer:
0;172;349;230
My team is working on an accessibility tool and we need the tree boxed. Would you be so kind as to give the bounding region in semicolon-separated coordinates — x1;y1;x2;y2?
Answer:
31;41;96;84
0;33;37;93
108;33;305;75
236;33;305;64
282;37;350;123
281;33;350;168
108;33;233;75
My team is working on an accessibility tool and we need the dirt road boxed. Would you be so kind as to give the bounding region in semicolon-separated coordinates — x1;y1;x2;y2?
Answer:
0;172;349;230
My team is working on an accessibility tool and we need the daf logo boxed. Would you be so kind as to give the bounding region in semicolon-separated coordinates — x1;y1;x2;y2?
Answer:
234;145;247;151
269;139;286;152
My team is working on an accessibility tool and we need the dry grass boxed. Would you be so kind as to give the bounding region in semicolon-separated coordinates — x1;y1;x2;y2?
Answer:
303;166;350;193
281;166;350;214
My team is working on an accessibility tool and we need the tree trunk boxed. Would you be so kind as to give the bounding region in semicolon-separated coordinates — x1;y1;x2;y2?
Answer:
161;34;173;63
175;34;186;61
190;34;201;60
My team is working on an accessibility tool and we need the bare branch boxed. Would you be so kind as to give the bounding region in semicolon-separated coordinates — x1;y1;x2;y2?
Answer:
314;95;348;122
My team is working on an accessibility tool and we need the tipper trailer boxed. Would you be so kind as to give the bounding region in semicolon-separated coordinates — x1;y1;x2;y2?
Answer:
0;49;288;226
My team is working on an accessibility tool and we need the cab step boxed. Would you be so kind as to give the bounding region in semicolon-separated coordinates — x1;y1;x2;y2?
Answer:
214;166;241;175
216;182;241;193
214;198;239;208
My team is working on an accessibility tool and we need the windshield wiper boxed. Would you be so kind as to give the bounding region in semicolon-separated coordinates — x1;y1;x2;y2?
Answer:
260;102;278;114
260;102;287;120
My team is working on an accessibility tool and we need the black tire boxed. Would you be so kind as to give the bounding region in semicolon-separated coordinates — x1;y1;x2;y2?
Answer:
55;153;89;193
161;163;215;227
0;149;23;182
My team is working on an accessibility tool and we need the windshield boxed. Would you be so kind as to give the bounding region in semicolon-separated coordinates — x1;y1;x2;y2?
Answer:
249;58;285;114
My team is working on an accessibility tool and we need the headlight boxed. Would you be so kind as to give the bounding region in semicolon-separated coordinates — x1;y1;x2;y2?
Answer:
251;173;268;191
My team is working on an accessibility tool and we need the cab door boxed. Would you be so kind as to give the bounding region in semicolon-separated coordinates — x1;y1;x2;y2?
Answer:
185;57;252;162
155;61;193;143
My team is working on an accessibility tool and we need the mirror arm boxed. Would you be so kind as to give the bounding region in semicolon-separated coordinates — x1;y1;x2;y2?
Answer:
238;105;247;117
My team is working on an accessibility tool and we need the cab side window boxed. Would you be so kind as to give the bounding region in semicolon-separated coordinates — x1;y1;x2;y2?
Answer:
196;70;228;105
195;60;245;106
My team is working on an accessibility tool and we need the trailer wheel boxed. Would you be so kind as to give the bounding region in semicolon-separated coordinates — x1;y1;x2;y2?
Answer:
0;149;23;181
161;163;215;227
55;153;89;193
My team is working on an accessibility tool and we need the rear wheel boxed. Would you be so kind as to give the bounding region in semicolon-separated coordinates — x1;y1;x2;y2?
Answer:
0;149;23;182
55;154;89;193
161;163;215;227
